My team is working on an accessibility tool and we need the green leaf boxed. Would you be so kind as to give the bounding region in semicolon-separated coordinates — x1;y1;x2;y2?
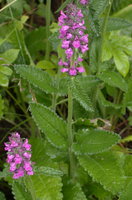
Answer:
0;73;9;87
119;181;132;200
12;182;32;200
98;71;128;92
72;78;94;112
0;65;12;76
0;95;4;119
91;0;109;19
78;151;125;194
25;174;63;200
14;65;56;94
0;49;19;64
114;50;129;77
36;60;56;69
107;17;132;31
30;103;67;149
73;129;120;155
113;5;132;22
63;182;87;200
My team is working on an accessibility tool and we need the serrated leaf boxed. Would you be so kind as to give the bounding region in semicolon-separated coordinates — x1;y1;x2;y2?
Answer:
14;65;56;94
91;0;109;19
78;151;125;194
72;78;94;112
119;181;132;200
30;103;67;149
25;174;63;200
12;182;32;200
34;166;63;176
73;129;120;155
98;71;128;92
107;17;132;31
63;182;87;200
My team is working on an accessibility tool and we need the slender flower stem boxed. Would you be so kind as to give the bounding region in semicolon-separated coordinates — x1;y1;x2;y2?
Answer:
45;0;51;60
67;84;74;178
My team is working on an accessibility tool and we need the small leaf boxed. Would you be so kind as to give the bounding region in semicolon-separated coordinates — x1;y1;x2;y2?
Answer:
0;49;19;64
0;65;12;76
73;129;120;155
30;103;67;149
14;65;56;94
78;151;125;194
98;71;128;92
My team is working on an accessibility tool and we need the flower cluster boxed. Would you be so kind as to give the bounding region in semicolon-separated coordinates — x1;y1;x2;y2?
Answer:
80;0;89;5
4;133;34;179
58;3;89;76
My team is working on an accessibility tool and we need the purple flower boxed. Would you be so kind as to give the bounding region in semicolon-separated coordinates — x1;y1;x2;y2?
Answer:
80;0;89;5
4;132;34;179
58;3;88;76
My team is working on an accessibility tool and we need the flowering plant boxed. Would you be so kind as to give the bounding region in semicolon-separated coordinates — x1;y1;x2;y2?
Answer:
0;0;132;199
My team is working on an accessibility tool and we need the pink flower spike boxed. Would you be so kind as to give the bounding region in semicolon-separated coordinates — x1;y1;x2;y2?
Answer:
27;171;34;175
22;139;31;151
58;59;63;66
61;68;69;73
69;68;77;76
78;57;83;62
77;66;85;73
72;40;81;48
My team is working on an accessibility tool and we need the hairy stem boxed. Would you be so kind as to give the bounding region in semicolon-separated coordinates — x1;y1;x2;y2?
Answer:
67;85;75;178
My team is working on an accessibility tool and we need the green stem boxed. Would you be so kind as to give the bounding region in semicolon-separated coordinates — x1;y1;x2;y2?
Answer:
45;0;51;60
67;85;74;178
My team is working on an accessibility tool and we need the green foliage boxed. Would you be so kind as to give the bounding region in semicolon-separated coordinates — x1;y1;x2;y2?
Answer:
73;129;120;155
24;174;63;200
123;79;132;111
98;71;128;92
107;17;132;31
30;103;67;149
78;151;125;194
72;77;94;112
119;181;132;200
102;32;132;77
12;182;32;200
14;65;56;94
63;182;87;200
0;49;19;86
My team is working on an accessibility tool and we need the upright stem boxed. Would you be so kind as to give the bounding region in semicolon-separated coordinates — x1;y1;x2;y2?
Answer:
67;85;74;178
45;0;51;60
